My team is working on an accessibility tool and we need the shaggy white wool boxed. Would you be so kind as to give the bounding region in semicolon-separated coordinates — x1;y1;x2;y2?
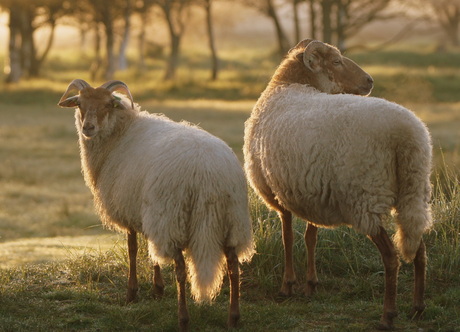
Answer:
244;84;432;262
78;97;254;302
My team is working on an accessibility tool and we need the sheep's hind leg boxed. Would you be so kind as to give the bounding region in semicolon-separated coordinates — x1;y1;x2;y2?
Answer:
279;209;296;297
225;246;240;328
174;249;189;332
368;226;400;330
152;263;165;299
410;239;427;319
126;229;138;303
304;223;318;296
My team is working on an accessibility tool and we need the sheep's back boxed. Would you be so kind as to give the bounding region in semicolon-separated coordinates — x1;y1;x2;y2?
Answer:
97;112;252;260
245;84;431;234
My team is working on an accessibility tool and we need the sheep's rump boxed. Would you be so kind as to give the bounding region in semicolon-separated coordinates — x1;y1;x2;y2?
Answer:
96;112;254;301
245;84;432;239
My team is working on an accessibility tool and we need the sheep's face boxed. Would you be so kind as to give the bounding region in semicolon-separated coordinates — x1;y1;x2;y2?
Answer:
59;79;134;140
301;40;373;95
60;87;123;139
280;40;373;96
76;88;116;139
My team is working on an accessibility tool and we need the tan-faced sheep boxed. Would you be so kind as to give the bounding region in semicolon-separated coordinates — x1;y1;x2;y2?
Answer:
58;79;254;331
244;39;432;330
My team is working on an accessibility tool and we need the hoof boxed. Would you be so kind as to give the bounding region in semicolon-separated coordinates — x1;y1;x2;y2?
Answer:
179;317;190;332
152;284;165;299
375;322;394;331
126;288;138;304
279;280;296;297
227;312;240;329
409;304;426;320
275;291;291;303
304;280;318;297
376;311;397;330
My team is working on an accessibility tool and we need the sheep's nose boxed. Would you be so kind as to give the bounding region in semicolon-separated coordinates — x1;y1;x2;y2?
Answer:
367;76;374;85
83;123;95;131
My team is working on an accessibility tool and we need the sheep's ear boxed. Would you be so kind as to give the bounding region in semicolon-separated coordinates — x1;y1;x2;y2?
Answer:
303;40;327;73
58;96;79;108
112;96;126;110
303;51;321;73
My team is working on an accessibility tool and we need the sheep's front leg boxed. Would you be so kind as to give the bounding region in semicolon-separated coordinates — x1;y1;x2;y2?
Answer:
174;249;189;332
369;226;400;330
410;239;427;319
126;229;138;303
304;223;318;296
279;209;296;297
225;246;240;328
152;263;165;299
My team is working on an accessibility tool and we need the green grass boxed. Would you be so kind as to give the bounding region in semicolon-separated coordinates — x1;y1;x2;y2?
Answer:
1;47;460;331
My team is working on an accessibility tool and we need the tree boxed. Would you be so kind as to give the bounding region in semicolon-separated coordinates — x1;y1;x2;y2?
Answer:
434;1;460;46
242;0;291;57
2;0;67;82
156;0;192;81
306;0;394;50
203;0;219;80
134;0;157;70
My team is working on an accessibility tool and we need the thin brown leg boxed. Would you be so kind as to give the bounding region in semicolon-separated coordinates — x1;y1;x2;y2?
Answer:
174;249;189;332
279;209;296;296
368;226;400;330
225;247;240;328
410;239;427;319
304;222;318;296
126;229;138;303
152;263;165;299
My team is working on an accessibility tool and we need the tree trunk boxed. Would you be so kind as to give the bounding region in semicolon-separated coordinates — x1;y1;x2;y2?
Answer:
36;18;57;72
309;0;317;40
90;23;102;81
204;0;218;80
102;9;116;80
5;4;22;83
321;0;333;43
161;0;188;81
440;5;460;46
137;10;147;70
293;0;300;43
267;0;290;56
20;7;36;77
336;0;346;50
118;0;132;70
164;33;180;81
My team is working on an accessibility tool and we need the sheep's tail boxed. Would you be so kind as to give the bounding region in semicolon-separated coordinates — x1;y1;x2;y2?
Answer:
187;190;254;303
393;126;433;262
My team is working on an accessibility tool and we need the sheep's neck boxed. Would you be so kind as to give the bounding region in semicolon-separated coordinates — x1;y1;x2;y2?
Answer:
80;113;135;190
269;57;316;89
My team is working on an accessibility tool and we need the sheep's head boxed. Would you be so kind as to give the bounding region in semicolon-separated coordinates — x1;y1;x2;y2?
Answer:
275;39;373;96
58;79;134;139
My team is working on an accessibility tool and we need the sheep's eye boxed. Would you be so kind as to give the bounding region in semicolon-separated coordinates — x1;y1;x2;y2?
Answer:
333;59;342;66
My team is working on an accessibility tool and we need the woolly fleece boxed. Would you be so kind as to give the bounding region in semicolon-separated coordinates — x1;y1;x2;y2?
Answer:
244;84;432;262
77;96;254;302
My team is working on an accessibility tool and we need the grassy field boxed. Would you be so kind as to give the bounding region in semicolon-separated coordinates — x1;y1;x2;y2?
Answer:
0;47;459;331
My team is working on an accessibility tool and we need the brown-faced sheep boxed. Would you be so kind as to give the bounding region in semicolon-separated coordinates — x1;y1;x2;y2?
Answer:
244;39;432;330
58;79;254;331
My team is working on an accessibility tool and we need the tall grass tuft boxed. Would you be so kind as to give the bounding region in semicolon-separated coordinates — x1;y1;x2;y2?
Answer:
244;156;460;298
428;157;460;278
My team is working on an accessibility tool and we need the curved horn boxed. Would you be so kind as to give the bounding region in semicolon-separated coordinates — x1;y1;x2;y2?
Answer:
99;80;134;109
58;79;91;105
288;38;314;54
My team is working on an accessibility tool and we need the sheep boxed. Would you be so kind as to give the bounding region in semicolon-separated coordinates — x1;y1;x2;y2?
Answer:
58;79;254;331
244;39;432;330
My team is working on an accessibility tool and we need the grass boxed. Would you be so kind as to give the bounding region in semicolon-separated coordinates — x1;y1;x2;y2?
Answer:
0;46;460;331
